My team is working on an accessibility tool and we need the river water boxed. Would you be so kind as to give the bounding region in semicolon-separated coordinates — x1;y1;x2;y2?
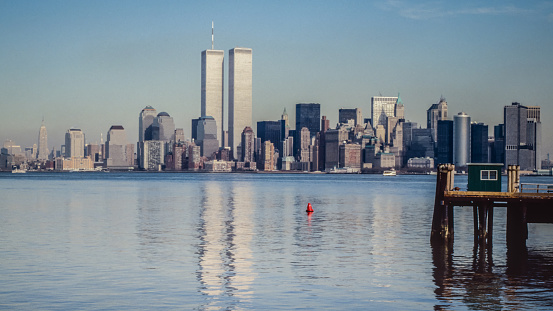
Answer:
1;172;552;310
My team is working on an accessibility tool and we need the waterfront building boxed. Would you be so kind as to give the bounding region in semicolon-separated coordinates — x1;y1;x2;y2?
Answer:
504;103;541;170
471;123;489;163
339;108;362;126
260;140;275;171
37;119;48;160
201;49;224;147
453;112;471;168
106;125;133;169
152;112;175;142
65;128;85;158
188;143;202;170
196;116;219;158
241;126;255;163
228;47;253;159
55;157;94;171
339;143;361;171
375;152;395;168
141;140;164;171
299;127;311;163
427;96;448;142
318;116;330;171
324;128;348;170
407;157;435;169
437;120;453;165
138;106;157;165
87;144;100;162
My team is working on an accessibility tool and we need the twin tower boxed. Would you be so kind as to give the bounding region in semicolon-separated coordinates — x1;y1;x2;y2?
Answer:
201;45;252;159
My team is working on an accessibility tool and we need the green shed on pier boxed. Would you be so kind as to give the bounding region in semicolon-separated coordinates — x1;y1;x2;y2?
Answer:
467;163;503;192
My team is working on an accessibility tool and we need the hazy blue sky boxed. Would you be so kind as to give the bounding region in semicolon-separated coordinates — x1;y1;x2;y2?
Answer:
1;0;552;157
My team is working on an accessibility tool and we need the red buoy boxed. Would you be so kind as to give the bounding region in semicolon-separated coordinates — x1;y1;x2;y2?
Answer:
306;203;314;213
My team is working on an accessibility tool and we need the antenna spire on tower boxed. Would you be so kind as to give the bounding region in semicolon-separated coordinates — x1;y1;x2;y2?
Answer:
211;21;214;50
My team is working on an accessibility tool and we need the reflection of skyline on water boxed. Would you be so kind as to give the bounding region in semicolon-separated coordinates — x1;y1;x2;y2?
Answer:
3;173;553;310
432;231;553;310
196;180;256;309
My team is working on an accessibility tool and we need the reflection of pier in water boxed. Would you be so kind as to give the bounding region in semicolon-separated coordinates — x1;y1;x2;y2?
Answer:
196;181;255;309
431;164;553;309
432;241;553;310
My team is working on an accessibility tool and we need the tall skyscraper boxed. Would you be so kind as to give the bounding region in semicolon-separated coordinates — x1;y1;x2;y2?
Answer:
296;103;320;136
427;96;448;142
139;106;157;142
437;120;453;165
504;102;541;170
228;47;253;159
65;128;85;158
339;108;362;126
152;112;176;142
196;116;219;158
106;125;130;168
471;123;489;163
241;126;255;163
201;49;224;147
453;112;471;168
37;119;48;160
371;96;398;128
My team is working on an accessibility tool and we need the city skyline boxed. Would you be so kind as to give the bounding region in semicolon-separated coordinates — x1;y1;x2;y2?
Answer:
1;1;552;155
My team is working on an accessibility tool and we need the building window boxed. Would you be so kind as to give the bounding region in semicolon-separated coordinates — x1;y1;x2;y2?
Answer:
481;170;498;181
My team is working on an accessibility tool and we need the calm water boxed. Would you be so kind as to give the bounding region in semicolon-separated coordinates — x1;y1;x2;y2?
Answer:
1;172;552;310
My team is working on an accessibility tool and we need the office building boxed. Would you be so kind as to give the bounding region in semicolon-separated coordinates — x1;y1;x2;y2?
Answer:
196;116;219;158
37;119;48;160
260;140;275;171
453;112;471;168
174;128;185;143
427;96;448;142
296;103;320;137
339;143;361;171
228;47;253;159
324;128;348;170
201;49;224;147
281;108;290;141
138;106;157;165
436;120;453;165
65;128;85;158
141;140;164;171
299;127;311;163
257;121;282;145
504;103;541;170
471;123;489;163
371;96;398;128
241;126;256;163
106;125;132;168
152;112;175;142
139;106;157;142
339;108;362;126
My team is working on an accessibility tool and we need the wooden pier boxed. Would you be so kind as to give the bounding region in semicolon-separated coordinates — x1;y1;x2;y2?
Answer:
431;164;553;249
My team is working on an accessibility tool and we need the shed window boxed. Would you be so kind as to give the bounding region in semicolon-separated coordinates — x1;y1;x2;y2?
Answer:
481;170;498;181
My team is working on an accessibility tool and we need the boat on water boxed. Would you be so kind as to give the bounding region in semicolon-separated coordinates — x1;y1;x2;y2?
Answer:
12;168;27;174
383;169;396;176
